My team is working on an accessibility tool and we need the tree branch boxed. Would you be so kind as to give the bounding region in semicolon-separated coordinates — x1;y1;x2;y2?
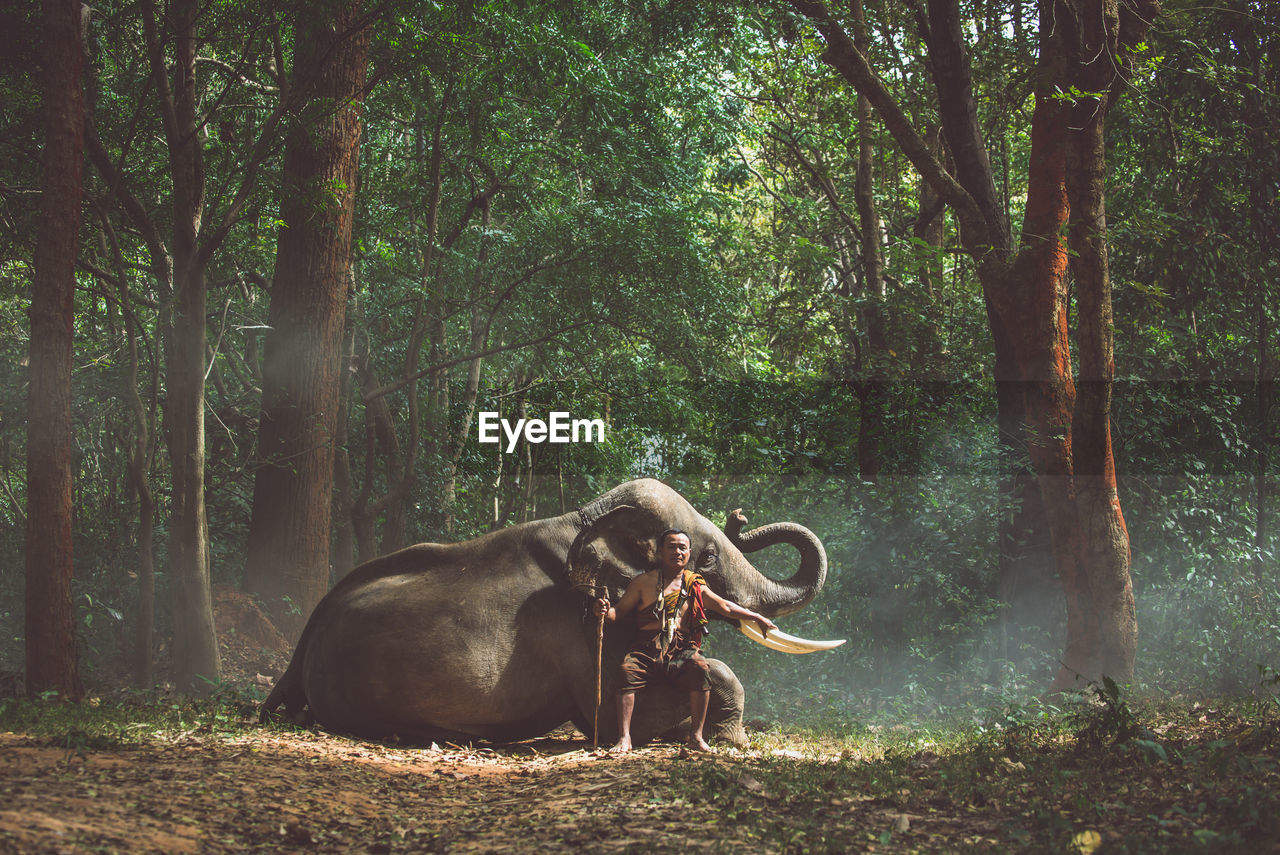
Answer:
362;322;588;403
787;0;1007;277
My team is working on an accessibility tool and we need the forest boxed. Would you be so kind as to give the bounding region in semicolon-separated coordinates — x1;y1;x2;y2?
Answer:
2;0;1279;851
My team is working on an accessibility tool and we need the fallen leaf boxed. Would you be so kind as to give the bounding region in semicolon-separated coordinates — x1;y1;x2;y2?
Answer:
1069;830;1103;855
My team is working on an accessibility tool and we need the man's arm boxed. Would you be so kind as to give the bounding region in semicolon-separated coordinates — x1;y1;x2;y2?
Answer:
700;588;778;635
595;573;645;623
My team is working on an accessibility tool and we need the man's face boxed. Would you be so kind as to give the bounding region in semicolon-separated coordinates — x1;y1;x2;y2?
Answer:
660;533;691;575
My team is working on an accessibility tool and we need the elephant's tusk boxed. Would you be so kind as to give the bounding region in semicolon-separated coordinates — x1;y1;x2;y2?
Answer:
737;620;846;654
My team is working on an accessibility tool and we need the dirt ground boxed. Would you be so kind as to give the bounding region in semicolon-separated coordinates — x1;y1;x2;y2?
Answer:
0;726;831;854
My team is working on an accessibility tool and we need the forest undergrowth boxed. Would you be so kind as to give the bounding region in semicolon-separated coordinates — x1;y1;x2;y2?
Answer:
1;678;1277;854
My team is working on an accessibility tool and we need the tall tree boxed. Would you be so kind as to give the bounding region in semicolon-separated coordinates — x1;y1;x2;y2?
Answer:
244;0;373;637
789;0;1156;686
1057;0;1143;690
143;0;221;691
86;0;290;690
847;0;889;484
25;0;85;699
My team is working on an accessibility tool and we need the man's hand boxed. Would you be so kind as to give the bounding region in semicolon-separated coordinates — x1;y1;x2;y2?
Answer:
752;613;778;635
594;597;612;621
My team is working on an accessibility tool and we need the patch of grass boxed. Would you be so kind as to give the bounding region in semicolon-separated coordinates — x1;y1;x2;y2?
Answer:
0;681;269;749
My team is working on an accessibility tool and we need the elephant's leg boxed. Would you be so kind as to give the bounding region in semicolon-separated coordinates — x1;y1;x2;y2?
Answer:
703;658;747;748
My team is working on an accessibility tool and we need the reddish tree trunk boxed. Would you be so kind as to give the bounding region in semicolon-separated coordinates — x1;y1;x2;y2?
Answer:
26;0;85;700
1058;0;1138;686
990;0;1140;688
244;1;371;638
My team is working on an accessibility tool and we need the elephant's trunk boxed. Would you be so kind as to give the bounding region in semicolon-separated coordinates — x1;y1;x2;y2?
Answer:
726;514;827;618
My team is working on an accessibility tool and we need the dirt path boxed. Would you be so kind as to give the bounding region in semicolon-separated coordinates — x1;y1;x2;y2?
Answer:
0;729;787;853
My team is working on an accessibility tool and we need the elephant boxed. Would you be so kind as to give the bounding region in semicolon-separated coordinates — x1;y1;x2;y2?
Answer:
260;478;840;747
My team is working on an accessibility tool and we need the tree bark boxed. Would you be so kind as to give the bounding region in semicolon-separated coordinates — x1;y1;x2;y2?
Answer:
988;32;1080;682
26;0;85;700
444;198;495;532
922;0;1010;252
1057;0;1140;686
244;0;372;639
350;327;403;564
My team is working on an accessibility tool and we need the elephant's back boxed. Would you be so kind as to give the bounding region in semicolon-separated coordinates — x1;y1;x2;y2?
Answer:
298;532;581;738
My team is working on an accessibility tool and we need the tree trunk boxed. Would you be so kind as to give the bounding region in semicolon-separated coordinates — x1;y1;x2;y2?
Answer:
444;199;494;532
850;0;888;485
244;0;372;639
991;0;1141;688
164;270;220;691
331;310;357;579
90;0;291;692
26;0;85;700
986;56;1080;683
923;0;1010;252
152;0;221;693
920;0;1056;657
128;348;157;689
351;340;401;564
1056;0;1138;686
94;204;159;688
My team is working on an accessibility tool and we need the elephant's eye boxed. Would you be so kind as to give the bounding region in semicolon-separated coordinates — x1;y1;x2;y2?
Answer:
696;548;719;570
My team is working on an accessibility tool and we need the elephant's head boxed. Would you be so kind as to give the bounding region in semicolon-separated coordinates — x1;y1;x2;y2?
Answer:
568;480;836;649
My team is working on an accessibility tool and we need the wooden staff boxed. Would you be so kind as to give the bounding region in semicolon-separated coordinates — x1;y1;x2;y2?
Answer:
594;595;606;750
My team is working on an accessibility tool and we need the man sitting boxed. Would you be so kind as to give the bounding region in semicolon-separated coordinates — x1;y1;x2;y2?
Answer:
594;528;777;752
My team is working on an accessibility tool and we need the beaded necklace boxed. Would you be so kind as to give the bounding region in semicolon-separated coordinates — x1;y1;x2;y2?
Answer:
655;569;688;650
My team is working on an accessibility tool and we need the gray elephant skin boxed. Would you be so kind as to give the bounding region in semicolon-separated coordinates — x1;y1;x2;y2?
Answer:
261;478;829;746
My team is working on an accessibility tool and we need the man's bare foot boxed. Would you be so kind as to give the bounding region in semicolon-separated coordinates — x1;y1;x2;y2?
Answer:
686;736;713;753
609;737;633;753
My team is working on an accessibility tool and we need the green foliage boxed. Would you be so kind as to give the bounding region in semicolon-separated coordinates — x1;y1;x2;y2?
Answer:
1071;677;1146;749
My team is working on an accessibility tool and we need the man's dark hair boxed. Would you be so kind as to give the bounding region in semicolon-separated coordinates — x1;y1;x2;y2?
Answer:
659;528;689;545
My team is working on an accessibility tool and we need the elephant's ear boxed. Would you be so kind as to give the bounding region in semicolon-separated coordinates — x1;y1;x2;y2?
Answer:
568;501;668;596
565;504;640;597
565;542;634;600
